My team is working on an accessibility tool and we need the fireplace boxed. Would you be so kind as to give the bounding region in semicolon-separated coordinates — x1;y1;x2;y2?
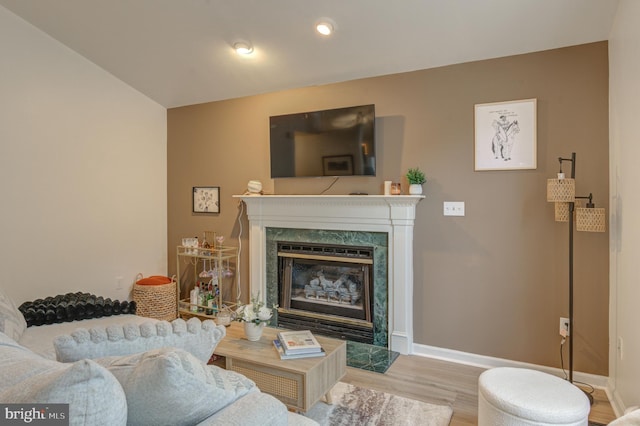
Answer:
235;194;423;355
277;241;375;344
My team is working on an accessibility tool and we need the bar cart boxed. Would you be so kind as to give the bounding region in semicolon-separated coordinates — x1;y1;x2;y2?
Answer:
176;244;238;320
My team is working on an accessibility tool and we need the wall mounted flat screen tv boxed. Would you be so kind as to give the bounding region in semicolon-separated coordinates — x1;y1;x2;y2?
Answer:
270;104;375;178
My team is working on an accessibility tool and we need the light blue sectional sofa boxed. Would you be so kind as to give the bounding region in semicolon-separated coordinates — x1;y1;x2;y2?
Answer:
0;289;318;426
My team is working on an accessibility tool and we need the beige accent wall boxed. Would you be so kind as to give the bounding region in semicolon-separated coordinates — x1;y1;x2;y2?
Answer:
168;42;609;375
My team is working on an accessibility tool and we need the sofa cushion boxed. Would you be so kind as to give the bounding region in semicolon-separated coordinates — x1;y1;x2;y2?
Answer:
0;290;27;341
54;317;225;363
18;314;148;360
96;347;256;426
0;332;127;426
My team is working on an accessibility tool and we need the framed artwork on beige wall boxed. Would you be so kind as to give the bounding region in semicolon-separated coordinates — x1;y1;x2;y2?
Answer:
474;98;537;171
193;186;220;213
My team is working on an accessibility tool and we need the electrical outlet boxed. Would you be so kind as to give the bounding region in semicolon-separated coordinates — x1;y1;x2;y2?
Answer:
559;317;570;337
116;276;123;290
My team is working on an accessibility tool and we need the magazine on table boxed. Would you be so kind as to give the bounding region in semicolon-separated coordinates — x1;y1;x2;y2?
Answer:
277;330;322;354
273;339;326;360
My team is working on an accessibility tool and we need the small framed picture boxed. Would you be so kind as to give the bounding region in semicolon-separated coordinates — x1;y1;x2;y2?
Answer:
474;98;537;171
193;187;220;213
322;155;354;176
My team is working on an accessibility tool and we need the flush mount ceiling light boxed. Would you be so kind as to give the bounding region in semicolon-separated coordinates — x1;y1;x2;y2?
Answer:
233;40;253;55
315;18;336;36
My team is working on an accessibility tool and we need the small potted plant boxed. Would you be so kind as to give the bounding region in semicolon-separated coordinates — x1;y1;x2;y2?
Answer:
406;167;426;195
235;292;273;341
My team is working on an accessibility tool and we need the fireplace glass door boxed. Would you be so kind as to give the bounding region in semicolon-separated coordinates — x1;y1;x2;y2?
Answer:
277;242;374;343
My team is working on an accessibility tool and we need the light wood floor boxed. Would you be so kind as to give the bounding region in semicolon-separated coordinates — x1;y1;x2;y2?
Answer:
341;354;616;425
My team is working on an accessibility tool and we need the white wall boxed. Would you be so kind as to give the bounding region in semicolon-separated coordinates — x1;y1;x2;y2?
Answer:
609;0;640;415
0;6;167;305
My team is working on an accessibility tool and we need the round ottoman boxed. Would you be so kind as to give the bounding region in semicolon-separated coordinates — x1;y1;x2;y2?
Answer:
478;367;590;426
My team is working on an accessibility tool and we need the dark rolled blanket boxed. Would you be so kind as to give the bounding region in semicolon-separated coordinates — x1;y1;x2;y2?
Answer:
18;292;137;327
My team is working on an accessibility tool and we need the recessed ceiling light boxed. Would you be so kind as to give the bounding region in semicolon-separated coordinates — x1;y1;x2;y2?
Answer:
315;18;336;36
233;41;253;55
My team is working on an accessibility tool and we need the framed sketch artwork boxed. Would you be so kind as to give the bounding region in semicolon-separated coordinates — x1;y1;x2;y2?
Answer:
474;98;537;171
193;186;220;213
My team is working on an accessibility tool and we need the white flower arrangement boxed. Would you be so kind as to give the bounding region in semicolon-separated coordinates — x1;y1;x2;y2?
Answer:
235;293;273;325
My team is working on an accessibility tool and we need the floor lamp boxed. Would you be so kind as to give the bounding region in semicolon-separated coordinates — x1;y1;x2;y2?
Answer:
546;152;605;388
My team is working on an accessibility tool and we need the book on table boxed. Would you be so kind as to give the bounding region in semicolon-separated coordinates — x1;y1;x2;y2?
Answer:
277;330;322;354
272;339;326;360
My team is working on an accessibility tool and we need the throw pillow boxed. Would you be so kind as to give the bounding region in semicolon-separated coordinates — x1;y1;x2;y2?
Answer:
95;347;255;426
54;317;225;363
0;332;127;426
0;289;27;341
135;275;173;285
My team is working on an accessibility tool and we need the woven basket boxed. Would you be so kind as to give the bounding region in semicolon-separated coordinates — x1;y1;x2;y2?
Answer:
133;274;177;321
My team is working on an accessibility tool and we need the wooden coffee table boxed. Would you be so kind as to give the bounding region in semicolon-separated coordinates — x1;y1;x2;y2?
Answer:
213;322;346;412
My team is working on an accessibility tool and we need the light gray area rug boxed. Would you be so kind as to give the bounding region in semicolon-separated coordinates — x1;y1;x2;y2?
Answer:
304;382;453;426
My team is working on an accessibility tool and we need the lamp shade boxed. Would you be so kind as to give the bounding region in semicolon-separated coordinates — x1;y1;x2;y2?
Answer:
547;178;576;202
576;207;606;232
554;202;570;222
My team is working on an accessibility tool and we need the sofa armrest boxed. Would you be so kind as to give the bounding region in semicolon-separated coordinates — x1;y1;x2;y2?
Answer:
196;391;319;426
287;412;320;426
196;391;288;426
609;408;640;425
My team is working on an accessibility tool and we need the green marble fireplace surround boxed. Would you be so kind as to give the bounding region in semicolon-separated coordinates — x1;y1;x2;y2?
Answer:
235;194;423;355
265;227;389;347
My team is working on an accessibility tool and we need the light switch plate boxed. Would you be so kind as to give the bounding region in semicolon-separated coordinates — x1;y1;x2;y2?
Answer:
444;201;465;216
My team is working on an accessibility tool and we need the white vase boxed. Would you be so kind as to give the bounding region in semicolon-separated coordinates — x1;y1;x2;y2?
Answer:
244;322;265;341
409;184;423;195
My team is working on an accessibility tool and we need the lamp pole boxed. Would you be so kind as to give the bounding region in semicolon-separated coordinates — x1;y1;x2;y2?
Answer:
550;152;602;405
567;153;576;383
559;152;576;384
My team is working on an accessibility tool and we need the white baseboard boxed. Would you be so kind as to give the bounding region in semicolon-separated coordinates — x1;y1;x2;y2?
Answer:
608;381;630;418
411;342;610;389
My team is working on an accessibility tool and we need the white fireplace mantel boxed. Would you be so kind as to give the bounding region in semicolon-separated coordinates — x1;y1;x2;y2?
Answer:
234;194;424;354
